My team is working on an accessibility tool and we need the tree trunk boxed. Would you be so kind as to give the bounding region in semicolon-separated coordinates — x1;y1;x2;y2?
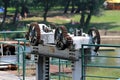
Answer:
21;5;29;18
13;4;19;24
85;11;92;27
75;6;81;13
71;0;75;13
64;0;71;13
43;2;49;21
80;10;85;28
43;11;48;22
0;2;7;27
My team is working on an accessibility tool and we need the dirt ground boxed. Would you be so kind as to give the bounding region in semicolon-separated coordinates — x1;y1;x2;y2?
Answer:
0;64;71;80
0;70;36;80
0;70;21;80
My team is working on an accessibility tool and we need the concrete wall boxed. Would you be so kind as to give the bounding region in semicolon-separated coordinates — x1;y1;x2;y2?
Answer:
99;30;120;44
99;30;120;36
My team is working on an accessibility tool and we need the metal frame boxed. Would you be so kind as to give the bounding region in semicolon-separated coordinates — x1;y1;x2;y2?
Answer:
32;44;90;80
0;41;25;80
81;44;120;80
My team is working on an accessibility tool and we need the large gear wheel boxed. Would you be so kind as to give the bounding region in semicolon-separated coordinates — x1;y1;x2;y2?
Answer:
54;26;73;50
88;28;101;53
26;22;40;46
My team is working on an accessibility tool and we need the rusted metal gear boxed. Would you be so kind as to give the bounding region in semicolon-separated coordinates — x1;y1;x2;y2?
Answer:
26;22;40;46
88;28;101;53
54;26;73;50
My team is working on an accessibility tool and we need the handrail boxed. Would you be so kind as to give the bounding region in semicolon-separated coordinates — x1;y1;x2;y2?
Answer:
0;31;28;80
0;31;27;41
0;31;26;34
0;41;24;80
82;44;120;48
0;39;28;80
81;44;120;80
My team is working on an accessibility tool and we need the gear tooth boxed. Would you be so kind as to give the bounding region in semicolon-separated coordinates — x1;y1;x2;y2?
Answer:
61;26;73;48
55;26;73;50
27;22;41;46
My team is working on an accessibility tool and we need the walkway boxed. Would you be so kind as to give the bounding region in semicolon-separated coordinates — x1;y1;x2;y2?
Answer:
0;71;35;80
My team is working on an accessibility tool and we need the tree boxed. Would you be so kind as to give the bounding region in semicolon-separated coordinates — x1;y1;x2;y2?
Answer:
0;0;10;27
0;0;3;6
82;0;104;28
71;0;76;13
63;0;76;13
12;0;32;24
64;0;71;13
63;0;104;29
40;0;56;21
13;0;20;24
20;0;31;18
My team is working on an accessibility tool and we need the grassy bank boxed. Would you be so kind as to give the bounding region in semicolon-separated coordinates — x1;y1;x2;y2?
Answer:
22;10;120;31
91;10;120;31
1;10;120;31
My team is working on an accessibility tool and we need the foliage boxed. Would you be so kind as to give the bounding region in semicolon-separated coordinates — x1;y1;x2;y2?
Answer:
60;0;105;28
0;0;105;29
2;10;120;30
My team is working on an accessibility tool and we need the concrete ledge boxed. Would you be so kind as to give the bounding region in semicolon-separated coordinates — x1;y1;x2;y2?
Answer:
99;47;116;51
101;36;120;44
99;30;120;36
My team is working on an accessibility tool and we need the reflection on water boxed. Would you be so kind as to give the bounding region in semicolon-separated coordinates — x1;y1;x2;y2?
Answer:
86;48;120;80
90;49;120;66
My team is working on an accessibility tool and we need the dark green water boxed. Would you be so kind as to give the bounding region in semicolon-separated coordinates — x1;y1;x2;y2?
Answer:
86;48;120;80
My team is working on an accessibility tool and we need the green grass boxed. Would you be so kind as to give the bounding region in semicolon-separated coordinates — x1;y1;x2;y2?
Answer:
1;10;120;31
90;10;120;31
86;68;120;80
46;10;120;31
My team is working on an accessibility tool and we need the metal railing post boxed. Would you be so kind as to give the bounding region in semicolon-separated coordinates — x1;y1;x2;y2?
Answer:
3;32;6;41
15;38;28;80
17;40;20;75
81;45;85;80
59;59;61;80
23;40;27;80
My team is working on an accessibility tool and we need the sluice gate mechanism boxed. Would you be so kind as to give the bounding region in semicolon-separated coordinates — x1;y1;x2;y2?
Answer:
25;22;101;80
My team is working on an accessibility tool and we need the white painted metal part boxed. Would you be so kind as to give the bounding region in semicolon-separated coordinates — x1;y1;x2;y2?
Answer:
41;32;55;44
72;36;90;49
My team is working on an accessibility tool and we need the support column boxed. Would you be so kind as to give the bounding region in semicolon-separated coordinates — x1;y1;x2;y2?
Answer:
36;55;50;80
72;58;82;80
0;44;3;56
72;50;82;80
